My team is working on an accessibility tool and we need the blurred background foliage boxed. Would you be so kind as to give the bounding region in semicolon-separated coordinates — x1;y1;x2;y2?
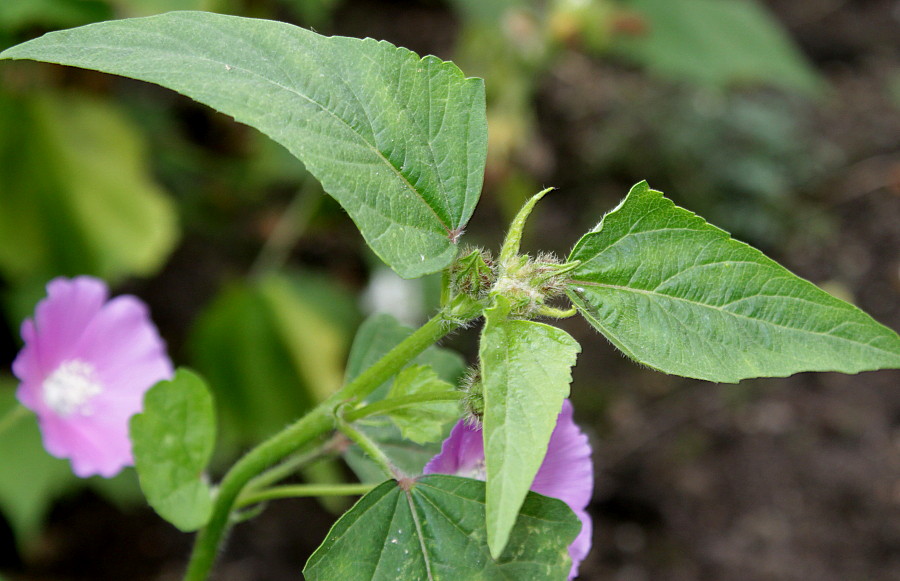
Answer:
1;0;898;579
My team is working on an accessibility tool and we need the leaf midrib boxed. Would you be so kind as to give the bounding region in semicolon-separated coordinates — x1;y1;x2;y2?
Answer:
571;280;897;355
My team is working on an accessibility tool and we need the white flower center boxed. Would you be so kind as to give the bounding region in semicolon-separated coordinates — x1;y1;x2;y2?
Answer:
42;360;104;417
461;458;487;481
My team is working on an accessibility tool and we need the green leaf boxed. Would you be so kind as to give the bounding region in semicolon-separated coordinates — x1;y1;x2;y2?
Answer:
303;474;579;581
0;90;177;284
0;381;76;545
568;181;900;383
188;271;357;446
385;365;458;444
480;296;580;557
613;0;824;96
129;368;216;532
0;11;488;278
342;314;465;482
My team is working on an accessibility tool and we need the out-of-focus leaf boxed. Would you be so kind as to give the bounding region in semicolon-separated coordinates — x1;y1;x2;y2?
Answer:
130;369;216;532
479;295;580;558
613;0;825;96
385;365;458;444
0;0;109;32
189;271;357;445
0;11;488;278
568;182;900;382
0;90;177;285
0;379;76;544
304;475;579;581
110;0;220;18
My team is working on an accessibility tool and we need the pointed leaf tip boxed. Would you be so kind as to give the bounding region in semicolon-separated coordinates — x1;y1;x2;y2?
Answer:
568;182;900;383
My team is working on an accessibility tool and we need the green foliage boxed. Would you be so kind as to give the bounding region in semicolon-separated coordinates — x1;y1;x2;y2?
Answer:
568;182;900;383
385;365;459;444
189;272;357;445
130;369;216;532
0;11;488;278
613;0;824;96
0;0;109;32
480;296;580;557
303;475;580;581
0;383;76;544
0;90;177;284
343;314;466;483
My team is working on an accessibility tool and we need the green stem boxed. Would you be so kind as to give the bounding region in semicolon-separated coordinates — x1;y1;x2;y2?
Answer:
343;391;463;423
0;404;29;437
244;433;348;494
337;418;398;480
236;483;375;509
183;310;458;581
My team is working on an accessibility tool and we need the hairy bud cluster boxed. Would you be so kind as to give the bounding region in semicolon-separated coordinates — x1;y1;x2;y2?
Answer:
460;367;484;425
493;252;572;318
449;248;496;301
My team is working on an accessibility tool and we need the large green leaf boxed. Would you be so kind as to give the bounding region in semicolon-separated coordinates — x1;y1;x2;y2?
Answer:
129;368;216;532
0;11;488;278
568;181;900;383
480;296;580;557
303;474;579;581
0;90;177;284
613;0;824;96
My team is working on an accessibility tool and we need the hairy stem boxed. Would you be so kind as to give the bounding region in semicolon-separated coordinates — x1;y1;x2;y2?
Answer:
343;391;463;423
236;483;375;509
183;310;458;581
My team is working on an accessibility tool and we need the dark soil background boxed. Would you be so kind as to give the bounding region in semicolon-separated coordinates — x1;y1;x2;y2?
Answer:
2;0;899;580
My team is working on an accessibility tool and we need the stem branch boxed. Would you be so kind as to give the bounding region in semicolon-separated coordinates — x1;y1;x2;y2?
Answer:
183;310;457;581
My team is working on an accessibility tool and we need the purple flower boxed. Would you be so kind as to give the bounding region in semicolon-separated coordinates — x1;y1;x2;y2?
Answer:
12;276;173;478
424;399;593;579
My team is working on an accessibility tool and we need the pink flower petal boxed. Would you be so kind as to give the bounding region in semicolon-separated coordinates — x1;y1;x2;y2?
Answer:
425;399;594;578
13;276;173;478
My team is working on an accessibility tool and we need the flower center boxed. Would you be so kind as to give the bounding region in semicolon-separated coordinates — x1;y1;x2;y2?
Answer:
461;458;487;481
42;359;104;417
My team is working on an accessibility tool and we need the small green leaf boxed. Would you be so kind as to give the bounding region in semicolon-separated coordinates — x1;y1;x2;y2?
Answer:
129;368;216;532
480;296;581;557
0;11;487;278
303;475;579;581
568;181;900;383
342;314;465;482
385;365;458;444
613;0;824;96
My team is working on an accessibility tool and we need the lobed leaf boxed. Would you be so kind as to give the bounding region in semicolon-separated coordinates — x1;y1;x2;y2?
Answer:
129;368;216;532
303;474;579;581
0;11;487;278
568;181;900;383
385;365;458;444
480;296;581;557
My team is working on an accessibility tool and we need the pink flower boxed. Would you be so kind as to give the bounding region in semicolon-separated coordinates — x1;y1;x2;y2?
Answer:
12;276;173;478
424;399;593;579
